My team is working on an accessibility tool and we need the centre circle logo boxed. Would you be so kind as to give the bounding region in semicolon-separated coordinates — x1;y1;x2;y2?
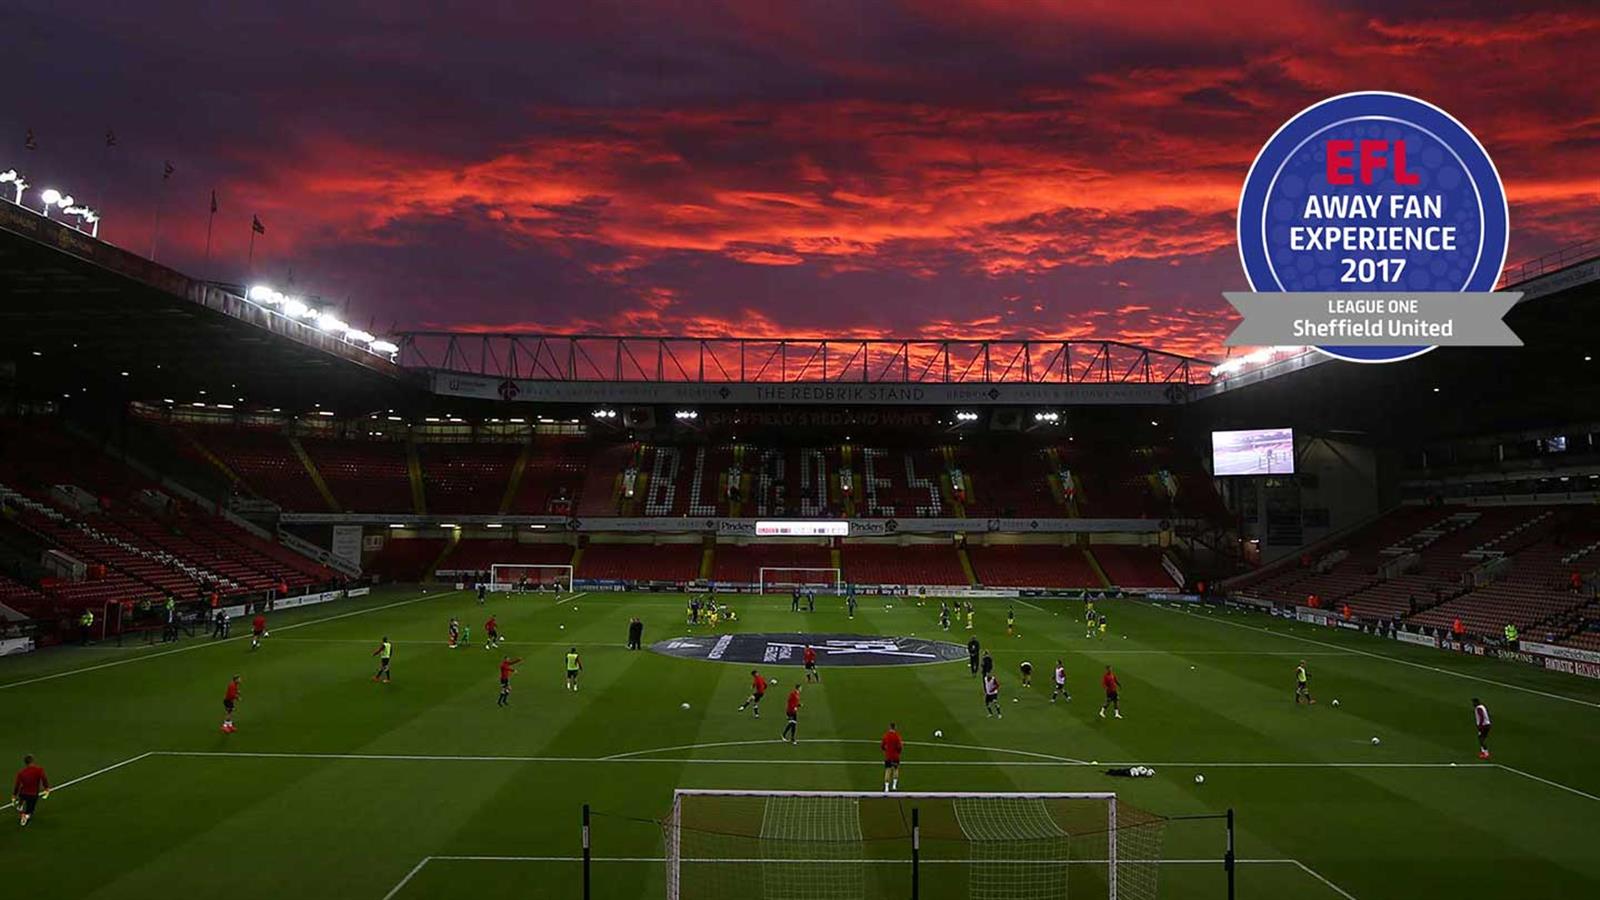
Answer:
649;632;969;667
1236;91;1509;363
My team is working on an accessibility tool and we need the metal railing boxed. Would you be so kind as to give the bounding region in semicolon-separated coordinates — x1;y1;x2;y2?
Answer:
394;334;1214;385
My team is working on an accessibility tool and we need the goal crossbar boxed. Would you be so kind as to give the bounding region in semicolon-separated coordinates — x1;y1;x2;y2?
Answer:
488;563;573;592
757;567;842;593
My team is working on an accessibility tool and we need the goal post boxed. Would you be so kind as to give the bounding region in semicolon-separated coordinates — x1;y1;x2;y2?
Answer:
488;563;574;593
663;790;1166;900
757;567;843;595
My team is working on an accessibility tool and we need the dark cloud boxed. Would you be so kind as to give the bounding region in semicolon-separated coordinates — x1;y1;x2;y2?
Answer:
4;0;1596;363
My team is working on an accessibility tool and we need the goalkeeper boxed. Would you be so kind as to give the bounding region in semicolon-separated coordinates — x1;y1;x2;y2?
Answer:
12;754;50;827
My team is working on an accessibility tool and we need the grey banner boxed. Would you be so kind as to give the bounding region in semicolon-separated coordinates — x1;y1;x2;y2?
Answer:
1224;292;1523;347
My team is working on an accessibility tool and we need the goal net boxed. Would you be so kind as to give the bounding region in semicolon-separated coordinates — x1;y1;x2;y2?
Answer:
488;563;573;593
758;567;842;594
663;790;1165;900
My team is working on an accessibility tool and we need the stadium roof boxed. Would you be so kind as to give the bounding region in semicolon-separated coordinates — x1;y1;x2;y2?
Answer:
1193;244;1600;442
0;206;418;410
0;204;1215;411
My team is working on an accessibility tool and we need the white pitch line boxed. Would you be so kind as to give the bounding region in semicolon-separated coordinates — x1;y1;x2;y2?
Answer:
602;738;1083;764
382;855;1332;898
1495;764;1600;803
0;751;152;812
0;590;460;691
1292;858;1361;900
380;857;432;900
1161;606;1600;710
554;592;589;607
147;749;1494;771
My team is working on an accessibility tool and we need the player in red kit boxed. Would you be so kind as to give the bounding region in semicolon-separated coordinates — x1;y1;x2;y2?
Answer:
1099;665;1122;719
738;669;768;717
498;656;524;707
484;615;502;650
781;684;802;743
12;755;49;827
222;675;242;732
251;613;268;651
803;645;820;683
881;723;904;792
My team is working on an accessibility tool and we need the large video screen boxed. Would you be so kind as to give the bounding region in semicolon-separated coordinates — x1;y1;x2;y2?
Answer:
1212;428;1296;476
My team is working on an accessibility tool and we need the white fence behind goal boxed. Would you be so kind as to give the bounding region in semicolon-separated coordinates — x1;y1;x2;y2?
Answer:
664;790;1165;900
757;567;842;594
488;563;573;592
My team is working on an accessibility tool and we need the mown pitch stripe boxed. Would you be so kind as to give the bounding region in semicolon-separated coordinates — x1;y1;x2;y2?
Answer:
1161;605;1600;710
0;590;459;691
601;738;1084;763
384;856;1356;900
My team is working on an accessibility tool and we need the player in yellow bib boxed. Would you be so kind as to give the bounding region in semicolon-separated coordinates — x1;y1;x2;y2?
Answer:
1294;661;1315;705
565;648;582;691
372;637;393;683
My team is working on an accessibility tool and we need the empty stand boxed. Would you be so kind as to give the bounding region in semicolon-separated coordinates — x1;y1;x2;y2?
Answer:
420;443;519;515
967;544;1098;588
957;446;1058;517
1092;545;1175;588
508;436;591;515
367;538;447;582
302;438;412;513
843;542;965;585
441;539;573;573
578;542;702;581
711;542;832;584
187;428;326;511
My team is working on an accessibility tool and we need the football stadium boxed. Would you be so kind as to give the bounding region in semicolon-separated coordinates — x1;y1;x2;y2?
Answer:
3;206;1599;898
5;7;1600;900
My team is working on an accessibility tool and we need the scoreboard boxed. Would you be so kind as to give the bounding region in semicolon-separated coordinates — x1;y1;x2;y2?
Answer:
755;520;849;537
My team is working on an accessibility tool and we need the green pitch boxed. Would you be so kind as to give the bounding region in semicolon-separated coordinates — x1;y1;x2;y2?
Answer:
3;586;1598;899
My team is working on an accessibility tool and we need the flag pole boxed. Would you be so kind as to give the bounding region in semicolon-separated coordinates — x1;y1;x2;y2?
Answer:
202;190;217;282
150;193;163;260
150;161;174;261
248;215;265;275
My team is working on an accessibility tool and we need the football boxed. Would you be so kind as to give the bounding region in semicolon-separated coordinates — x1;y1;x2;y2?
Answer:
934;729;944;738
1194;774;1205;784
1332;699;1341;707
680;702;691;710
1372;737;1382;746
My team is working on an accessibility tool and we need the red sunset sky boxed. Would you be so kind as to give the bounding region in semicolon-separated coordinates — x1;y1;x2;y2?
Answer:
6;1;1598;361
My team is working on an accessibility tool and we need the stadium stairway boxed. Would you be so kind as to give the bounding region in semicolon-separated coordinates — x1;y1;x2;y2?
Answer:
182;432;244;488
956;544;978;586
578;445;632;516
498;443;532;515
288;436;341;512
1082;545;1113;589
406;440;427;515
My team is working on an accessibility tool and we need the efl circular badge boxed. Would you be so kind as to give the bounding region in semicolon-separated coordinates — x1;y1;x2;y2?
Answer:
1233;92;1513;363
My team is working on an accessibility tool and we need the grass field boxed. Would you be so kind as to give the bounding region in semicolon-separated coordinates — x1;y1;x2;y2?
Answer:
2;585;1598;900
